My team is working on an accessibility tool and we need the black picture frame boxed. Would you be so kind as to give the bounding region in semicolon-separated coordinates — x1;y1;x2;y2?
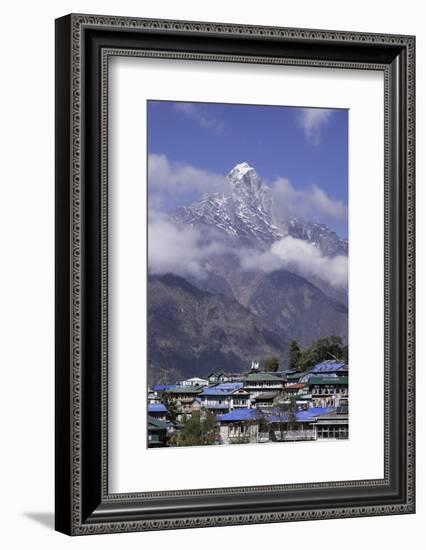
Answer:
55;13;415;535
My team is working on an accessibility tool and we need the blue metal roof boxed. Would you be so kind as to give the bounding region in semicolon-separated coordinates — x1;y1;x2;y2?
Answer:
217;409;261;422
148;403;168;413
310;362;347;373
294;407;335;421
218;407;335;424
267;407;335;423
201;383;243;396
299;372;340;383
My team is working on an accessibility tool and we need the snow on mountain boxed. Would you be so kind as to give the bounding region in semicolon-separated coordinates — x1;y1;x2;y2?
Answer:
281;217;348;257
171;162;347;257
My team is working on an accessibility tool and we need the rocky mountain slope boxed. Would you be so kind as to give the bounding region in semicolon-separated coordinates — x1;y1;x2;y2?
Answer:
148;274;286;384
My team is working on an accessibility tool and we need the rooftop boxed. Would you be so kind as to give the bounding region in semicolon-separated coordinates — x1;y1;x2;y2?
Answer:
151;384;178;392
148;403;168;413
244;372;284;382
218;407;336;424
267;407;336;423
285;383;306;390
201;383;243;396
310;361;348;374
164;385;203;395
217;409;262;422
307;376;348;385
180;376;209;386
147;415;168;430
284;372;304;381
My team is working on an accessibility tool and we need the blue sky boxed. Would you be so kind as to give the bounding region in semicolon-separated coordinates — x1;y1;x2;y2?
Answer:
147;100;348;238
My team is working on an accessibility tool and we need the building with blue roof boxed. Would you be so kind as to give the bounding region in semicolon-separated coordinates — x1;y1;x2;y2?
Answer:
148;384;179;406
199;382;250;412
309;361;348;375
201;382;243;395
217;406;340;445
217;409;264;444
217;409;262;423
147;361;349;446
147;403;169;421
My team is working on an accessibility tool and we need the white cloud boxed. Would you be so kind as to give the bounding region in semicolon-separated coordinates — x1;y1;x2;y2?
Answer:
148;154;227;208
271;177;347;223
297;108;333;145
149;217;348;289
240;236;348;289
174;102;225;134
148;215;229;279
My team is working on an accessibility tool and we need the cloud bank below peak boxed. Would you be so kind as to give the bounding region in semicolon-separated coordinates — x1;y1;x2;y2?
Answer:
148;214;229;280
148;213;348;290
240;236;348;289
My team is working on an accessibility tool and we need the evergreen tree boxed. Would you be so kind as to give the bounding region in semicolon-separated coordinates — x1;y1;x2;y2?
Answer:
296;335;347;371
288;340;302;370
163;394;179;423
264;355;280;372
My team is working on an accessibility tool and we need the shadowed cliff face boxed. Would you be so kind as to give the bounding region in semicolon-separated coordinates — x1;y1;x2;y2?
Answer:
147;274;286;385
245;270;347;346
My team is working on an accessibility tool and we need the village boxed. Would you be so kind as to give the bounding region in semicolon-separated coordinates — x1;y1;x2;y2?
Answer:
147;359;349;447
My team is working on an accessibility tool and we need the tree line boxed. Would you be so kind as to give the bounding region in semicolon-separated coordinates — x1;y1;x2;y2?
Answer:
264;335;348;373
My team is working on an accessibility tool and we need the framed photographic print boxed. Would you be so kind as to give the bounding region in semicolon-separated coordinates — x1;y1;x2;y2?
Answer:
55;14;415;535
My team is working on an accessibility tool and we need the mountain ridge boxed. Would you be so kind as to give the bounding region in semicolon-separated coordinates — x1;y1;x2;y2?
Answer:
147;273;287;384
171;162;348;257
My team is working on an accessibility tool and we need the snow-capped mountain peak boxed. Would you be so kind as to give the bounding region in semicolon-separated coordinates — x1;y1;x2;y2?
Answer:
228;162;263;193
171;163;347;255
228;162;257;180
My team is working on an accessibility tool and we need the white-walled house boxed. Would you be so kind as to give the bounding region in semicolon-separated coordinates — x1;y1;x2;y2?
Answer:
243;372;284;398
217;409;262;444
147;403;169;422
163;386;203;419
198;383;251;412
181;377;209;387
305;375;349;408
311;399;349;439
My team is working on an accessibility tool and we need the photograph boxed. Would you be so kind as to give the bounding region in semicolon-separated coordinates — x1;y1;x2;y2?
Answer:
146;100;349;448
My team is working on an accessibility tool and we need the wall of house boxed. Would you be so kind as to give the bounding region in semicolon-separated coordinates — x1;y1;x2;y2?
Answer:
0;0;423;549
